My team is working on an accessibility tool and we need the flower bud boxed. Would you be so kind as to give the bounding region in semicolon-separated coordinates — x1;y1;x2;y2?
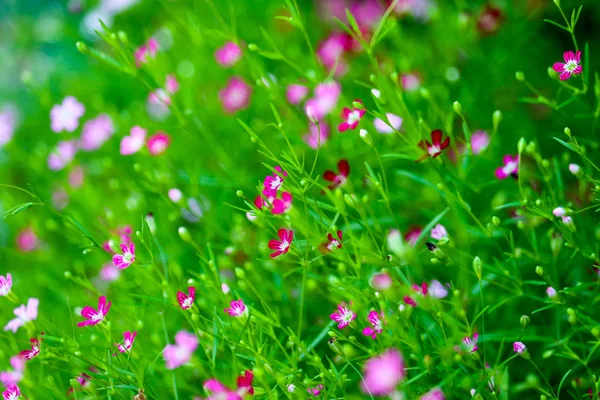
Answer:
547;67;558;79
359;129;373;146
520;315;530;328
145;213;156;235
352;101;365;110
236;190;244;197
518;137;527;153
564;127;571;137
247;43;259;51
76;41;89;54
419;87;430;99
452;101;463;115
473;256;482;280
535;266;544;276
515;71;525;81
178;226;191;243
371;88;381;99
568;163;581;176
327;337;345;358
492;110;502;128
492;216;501;226
344;194;357;207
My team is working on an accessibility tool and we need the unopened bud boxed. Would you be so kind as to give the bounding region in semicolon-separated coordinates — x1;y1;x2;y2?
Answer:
359;129;373;146
473;256;482;280
247;43;259;51
352;101;365;110
492;216;500;226
518;137;527;153
492;110;503;128
178;226;191;243
535;266;544;276
515;71;525;81
452;101;462;115
564;127;571;137
327;337;345;357
520;315;530;328
145;213;156;235
76;41;89;54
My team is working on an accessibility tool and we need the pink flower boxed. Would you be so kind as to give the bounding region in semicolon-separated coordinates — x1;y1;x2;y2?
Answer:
48;140;78;171
0;356;25;387
164;330;198;369
362;311;384;339
4;298;39;333
417;129;450;161
221;283;230;294
219;76;252;113
286;84;309;105
420;387;445;400
268;228;293;258
168;188;183;202
338;101;366;132
553;207;566;217
303;122;330;149
495;155;519;179
215;41;242;67
263;166;287;197
100;262;121;282
147;132;171;156
330;302;356;329
320;230;343;253
428;280;448;299
68;166;85;188
236;370;255;396
323;159;350;190
307;384;324;396
513;341;526;354
430;224;448;240
50;96;85;133
547;286;557;298
113;243;135;269
2;384;20;400
116;331;137;353
569;163;581;175
148;89;172;107
370;272;392;290
394;0;435;21
350;0;384;29
477;5;503;35
177;287;196;310
403;296;417;307
120;125;147;155
463;333;479;353
401;72;422;91
317;32;352;76
404;227;422;246
304;81;341;120
471;130;490;154
271;192;293;214
0;105;18;148
19;338;40;360
224;299;248;318
166;74;180;94
80;114;114;151
16;227;39;252
553;51;582;80
134;37;158;67
203;370;254;399
77;296;111;327
361;348;405;396
374;113;403;134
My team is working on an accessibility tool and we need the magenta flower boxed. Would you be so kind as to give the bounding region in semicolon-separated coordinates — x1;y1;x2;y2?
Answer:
317;32;352;76
403;296;417;307
330;302;356;329
203;370;254;398
420;387;445;400
417;129;450;161
224;299;248;318
361;348;405;396
80;114;114;151
219;76;252;113
4;298;39;333
304;81;341;121
215;41;242;67
552;51;582;80
19;338;40;360
2;384;20;400
370;272;392;290
262;166;287;197
323;159;350;190
471;130;490;154
428;280;449;299
147;132;171;156
373;113;403;134
48;140;78;171
431;224;448;240
164;330;198;369
116;331;137;353
405;227;422;246
177;287;196;310
0;273;12;297
50;96;85;133
362;311;384;339
286;84;309;105
303;122;330;149
463;333;479;353
0;356;25;387
513;341;526;354
268;228;293;258
320;230;343;253
338;101;366;132
134;37;158;67
120;126;147;155
495;155;519;179
77;296;111;327
113;243;135;269
307;384;324;396
271;192;293;214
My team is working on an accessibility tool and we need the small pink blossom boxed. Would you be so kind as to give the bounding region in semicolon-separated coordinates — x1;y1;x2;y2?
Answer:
403;296;417;307
370;272;392;290
417;130;450;161
134;37;158;67
80;114;114;151
164;330;198;369
148;89;172;107
303;122;330;149
0;356;25;387
513;341;526;354
177;287;196;310
307;384;324;396
268;228;293;258
16;228;39;252
320;230;343;253
404;227;422;246
215;41;242;67
166;74;180;94
568;163;581;175
116;331;137;353
168;188;183;202
120;125;147;155
362;311;384;339
553;207;566;217
50;96;85;133
552;51;582;81
147;132;171;156
401;72;422;91
420;387;445;400
2;384;21;400
100;262;121;281
221;283;230;294
0;273;12;297
495;155;519;179
350;0;384;29
68;166;85;188
304;81;341;120
463;333;479;353
330;302;356;329
224;299;248;318
271;192;293;214
338;101;366;132
262;166;287;197
48;140;78;171
19;338;40;360
4;298;39;333
317;32;352;76
323;159;350;190
361;348;405;396
471;130;491;154
430;224;448;240
547;286;557;298
77;296;111;327
113;243;135;269
0;105;18;148
428;280;449;299
286;84;309;105
219;76;252;113
203;370;254;399
373;113;403;134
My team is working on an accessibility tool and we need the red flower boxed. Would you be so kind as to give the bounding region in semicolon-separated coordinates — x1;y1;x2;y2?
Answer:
477;4;503;36
338;101;366;132
319;230;343;253
416;130;450;161
237;370;255;395
324;160;350;189
268;229;293;258
19;338;41;360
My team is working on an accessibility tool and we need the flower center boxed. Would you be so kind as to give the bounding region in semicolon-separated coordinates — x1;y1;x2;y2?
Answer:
347;110;361;124
279;240;289;252
565;60;578;72
428;144;441;156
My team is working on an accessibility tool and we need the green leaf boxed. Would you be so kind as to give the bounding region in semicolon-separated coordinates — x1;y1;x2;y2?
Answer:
553;137;579;153
345;8;361;35
4;202;36;218
542;19;569;31
414;207;450;246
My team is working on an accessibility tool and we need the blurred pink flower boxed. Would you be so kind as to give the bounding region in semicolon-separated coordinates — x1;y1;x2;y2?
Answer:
113;243;136;269
430;224;447;240
147;132;171;155
215;41;242;67
323;159;350;190
148;89;172;107
304;81;341;120
219;76;252;113
50;96;85;133
100;262;121;281
80;114;114;151
371;272;392;290
495;155;519;179
330;302;356;329
307;384;324;396
362;310;384;339
77;296;111;327
286;84;309;105
361;348;405;396
224;299;248;318
338;100;365;132
177;287;196;310
317;32;352;76
350;0;384;29
116;331;137;353
48;140;78;171
477;5;503;35
268;229;293;258
120;126;147;155
0;105;18;148
374;113;403;134
470;130;490;154
404;227;422;246
0;356;25;387
16;228;39;252
166;74;180;94
400;72;422;91
303;122;330;149
271;192;293;214
428;280;448;298
420;387;445;400
164;330;198;369
134;37;159;67
168;188;183;202
4;298;39;333
68;166;85;188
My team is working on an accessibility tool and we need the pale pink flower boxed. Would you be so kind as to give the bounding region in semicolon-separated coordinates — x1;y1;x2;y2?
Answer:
77;296;111;327
221;283;230;294
362;311;384;339
215;41;242;67
271;192;293;214
16;228;38;252
177;287;196;310
428;280;448;299
19;338;40;360
374;113;403;134
330;302;356;329
50;96;85;133
262;166;287;197
2;384;21;400
48;140;78;171
350;0;384;29
546;286;557;298
52;188;69;210
394;0;435;21
134;37;159;67
338;101;366;132
552;51;582;81
304;81;341;120
361;348;405;396
164;331;198;369
0;105;18;148
268;228;293;258
148;89;172;107
68;166;85;188
116;331;137;353
120;125;147;155
553;207;566;217
303;122;330;149
100;262;121;281
166;74;180;94
147;132;171;155
4;298;39;333
168;188;183;202
219;76;252;113
371;272;392;290
224;299;248;318
462;332;479;353
0;356;25;387
471;130;490;154
495;155;519;179
430;224;447;240
0;274;12;297
286;84;309;105
401;72;422;91
568;163;581;175
80;114;114;151
513;341;526;354
113;243;135;269
420;387;445;400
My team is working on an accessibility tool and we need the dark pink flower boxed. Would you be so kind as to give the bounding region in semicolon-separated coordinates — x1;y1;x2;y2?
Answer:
495;155;519;179
164;331;198;369
268;229;293;258
19;338;40;360
120;126;147;155
404;227;422;246
203;370;254;399
116;331;137;353
113;243;135;269
303;122;330;149
403;296;417;307
477;5;503;35
177;287;196;310
224;299;248;317
147;132;171;156
463;332;479;353
338;101;366;132
330;302;355;329
323;159;349;190
236;370;255;396
215;41;242;67
417;129;450;161
286;84;309;105
262;166;287;197
134;38;158;67
271;192;293;214
513;341;526;354
16;228;38;252
361;348;405;396
2;384;21;400
307;384;324;396
0;273;12;297
320;230;342;253
50;96;85;133
362;311;384;339
553;51;582;80
77;296;111;327
219;76;252;113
